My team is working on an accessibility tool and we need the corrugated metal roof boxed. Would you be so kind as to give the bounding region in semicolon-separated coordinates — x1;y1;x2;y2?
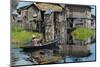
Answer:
16;1;33;9
12;10;18;16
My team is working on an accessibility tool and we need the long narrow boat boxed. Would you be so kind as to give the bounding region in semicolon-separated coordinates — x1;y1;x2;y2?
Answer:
22;39;59;51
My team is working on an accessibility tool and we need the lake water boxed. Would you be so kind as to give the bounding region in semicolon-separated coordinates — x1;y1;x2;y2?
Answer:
59;43;96;63
11;48;38;66
11;43;96;66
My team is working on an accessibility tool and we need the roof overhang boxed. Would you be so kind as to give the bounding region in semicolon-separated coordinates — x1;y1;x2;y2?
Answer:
34;3;63;12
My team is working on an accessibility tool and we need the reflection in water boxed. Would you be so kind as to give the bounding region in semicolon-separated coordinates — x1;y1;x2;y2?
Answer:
11;43;96;66
11;48;38;66
65;43;96;62
58;43;96;63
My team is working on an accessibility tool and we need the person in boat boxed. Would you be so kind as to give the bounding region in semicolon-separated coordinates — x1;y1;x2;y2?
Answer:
32;35;42;47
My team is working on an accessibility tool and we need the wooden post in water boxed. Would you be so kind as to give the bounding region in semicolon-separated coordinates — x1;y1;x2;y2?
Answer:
62;5;68;63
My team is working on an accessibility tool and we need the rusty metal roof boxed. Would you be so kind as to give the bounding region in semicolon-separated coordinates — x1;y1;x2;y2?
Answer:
34;3;63;11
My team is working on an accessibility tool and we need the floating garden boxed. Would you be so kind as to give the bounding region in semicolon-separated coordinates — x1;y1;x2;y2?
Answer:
11;24;42;48
71;27;94;41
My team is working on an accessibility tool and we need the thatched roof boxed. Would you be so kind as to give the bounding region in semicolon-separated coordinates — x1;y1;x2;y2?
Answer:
34;3;63;11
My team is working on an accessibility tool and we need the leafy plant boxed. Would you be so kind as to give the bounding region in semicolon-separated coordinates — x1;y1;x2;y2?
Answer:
71;27;94;41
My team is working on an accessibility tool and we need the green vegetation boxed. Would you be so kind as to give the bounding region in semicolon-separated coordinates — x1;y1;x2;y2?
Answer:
71;27;94;41
11;24;42;48
12;24;24;32
12;31;42;44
